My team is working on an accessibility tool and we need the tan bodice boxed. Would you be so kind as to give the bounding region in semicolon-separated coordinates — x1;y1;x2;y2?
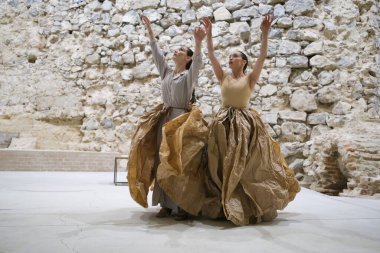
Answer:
221;75;252;108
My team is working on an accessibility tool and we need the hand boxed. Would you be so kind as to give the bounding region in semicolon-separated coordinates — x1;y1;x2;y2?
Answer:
194;26;206;43
260;15;274;34
201;17;212;37
141;15;154;39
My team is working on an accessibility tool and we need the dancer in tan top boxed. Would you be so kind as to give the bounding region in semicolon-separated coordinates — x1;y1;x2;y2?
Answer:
202;16;300;225
127;16;208;220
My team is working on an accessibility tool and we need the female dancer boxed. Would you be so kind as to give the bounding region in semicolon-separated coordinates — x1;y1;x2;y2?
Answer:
127;16;208;220
202;16;300;225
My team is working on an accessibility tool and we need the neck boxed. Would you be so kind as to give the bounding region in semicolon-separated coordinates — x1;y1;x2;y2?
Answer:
231;69;244;79
174;64;187;75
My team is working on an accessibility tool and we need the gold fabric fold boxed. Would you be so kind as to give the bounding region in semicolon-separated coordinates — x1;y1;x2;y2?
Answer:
157;106;209;215
127;104;164;208
127;105;209;215
207;107;300;225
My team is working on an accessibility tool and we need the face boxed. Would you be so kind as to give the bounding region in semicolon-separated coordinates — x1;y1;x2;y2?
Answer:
172;46;191;65
228;51;247;71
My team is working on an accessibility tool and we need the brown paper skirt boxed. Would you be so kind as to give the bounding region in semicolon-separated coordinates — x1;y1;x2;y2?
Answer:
206;107;300;225
127;104;209;216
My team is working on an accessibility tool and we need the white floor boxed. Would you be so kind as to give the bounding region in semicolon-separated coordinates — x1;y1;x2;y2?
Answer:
0;172;379;253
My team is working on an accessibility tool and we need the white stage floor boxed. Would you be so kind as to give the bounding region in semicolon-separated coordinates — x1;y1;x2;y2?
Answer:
0;172;379;253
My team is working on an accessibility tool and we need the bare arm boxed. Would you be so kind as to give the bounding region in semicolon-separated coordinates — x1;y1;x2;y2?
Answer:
202;17;225;83
248;15;273;90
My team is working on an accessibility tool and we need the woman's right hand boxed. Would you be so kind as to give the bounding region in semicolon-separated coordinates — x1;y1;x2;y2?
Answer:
201;17;212;37
260;15;274;35
141;15;154;40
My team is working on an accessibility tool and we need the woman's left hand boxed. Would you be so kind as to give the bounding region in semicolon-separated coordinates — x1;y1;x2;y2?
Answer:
260;15;274;34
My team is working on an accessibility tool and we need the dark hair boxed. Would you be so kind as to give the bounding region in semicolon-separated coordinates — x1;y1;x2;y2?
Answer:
239;51;248;73
186;48;193;70
190;89;196;104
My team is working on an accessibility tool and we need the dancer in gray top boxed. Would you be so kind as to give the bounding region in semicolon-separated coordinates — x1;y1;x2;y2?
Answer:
127;15;206;220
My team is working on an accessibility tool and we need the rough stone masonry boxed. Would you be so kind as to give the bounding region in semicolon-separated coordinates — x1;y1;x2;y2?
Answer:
0;0;379;196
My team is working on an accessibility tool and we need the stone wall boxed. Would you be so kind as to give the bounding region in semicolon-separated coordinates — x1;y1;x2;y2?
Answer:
0;0;379;196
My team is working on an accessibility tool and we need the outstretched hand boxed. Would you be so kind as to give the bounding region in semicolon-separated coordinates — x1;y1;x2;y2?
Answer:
201;17;212;37
141;15;154;39
260;15;274;34
194;26;206;43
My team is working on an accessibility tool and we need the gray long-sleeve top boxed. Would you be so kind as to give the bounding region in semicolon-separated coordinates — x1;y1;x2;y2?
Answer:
150;40;202;109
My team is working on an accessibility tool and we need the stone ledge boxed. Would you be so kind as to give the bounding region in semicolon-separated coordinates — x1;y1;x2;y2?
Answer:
0;149;122;172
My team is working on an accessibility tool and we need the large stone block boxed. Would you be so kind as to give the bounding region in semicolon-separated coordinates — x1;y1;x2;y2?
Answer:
290;89;318;112
0;132;20;149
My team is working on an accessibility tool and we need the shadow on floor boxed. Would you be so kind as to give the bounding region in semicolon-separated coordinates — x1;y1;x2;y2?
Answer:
61;208;306;231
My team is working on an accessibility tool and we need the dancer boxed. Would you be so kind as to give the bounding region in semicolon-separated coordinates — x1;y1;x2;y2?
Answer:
202;16;300;225
127;16;208;220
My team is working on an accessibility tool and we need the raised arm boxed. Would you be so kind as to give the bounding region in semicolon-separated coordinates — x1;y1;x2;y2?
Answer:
141;15;169;79
202;17;225;83
248;15;273;90
186;27;206;90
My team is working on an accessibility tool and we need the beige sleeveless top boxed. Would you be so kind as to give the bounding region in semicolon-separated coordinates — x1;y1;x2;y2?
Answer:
221;75;253;108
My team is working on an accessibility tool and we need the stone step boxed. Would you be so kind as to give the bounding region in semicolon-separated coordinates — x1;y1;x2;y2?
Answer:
0;149;122;172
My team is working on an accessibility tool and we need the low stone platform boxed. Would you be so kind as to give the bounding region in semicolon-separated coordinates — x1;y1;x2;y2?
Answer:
0;149;121;171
